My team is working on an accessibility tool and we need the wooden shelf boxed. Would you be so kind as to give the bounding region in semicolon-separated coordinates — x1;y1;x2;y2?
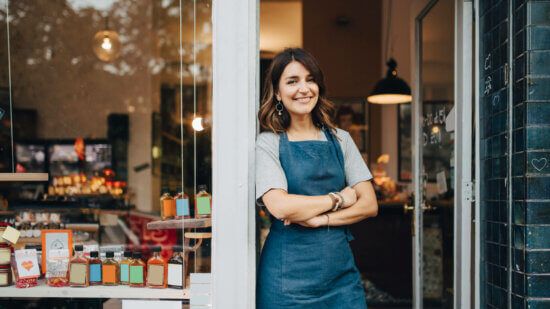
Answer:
0;173;48;182
147;218;211;230
0;282;188;299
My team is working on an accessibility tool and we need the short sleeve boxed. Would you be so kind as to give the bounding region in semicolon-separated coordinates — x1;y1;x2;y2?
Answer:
255;132;288;203
337;129;373;187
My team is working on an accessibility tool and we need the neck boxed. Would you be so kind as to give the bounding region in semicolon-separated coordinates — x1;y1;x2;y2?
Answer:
288;114;316;134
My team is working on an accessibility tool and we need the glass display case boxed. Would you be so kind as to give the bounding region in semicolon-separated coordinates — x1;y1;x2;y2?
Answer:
0;0;213;305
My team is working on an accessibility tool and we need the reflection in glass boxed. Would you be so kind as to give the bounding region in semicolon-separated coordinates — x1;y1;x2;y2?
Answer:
419;0;454;307
0;0;213;302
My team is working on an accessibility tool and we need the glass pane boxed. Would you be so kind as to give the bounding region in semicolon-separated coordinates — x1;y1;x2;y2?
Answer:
0;0;12;172
0;0;212;305
419;0;455;307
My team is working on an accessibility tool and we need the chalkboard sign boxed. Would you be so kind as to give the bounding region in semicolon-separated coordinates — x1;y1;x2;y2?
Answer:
398;100;454;182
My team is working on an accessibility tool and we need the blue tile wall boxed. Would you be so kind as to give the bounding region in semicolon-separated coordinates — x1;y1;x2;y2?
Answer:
480;0;511;307
481;0;550;307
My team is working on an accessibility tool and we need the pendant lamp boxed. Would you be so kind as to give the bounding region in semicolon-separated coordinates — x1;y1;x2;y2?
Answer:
367;0;411;104
92;16;121;62
367;58;411;104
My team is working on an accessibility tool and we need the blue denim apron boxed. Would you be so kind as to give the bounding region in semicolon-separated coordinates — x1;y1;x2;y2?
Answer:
257;128;367;309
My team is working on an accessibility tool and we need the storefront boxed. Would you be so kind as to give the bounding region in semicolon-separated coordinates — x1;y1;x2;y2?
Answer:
1;0;549;308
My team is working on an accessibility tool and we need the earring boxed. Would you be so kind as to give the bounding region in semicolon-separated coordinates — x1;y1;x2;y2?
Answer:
275;100;284;116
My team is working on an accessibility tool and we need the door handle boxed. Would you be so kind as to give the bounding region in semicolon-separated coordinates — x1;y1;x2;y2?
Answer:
403;204;414;214
422;202;437;212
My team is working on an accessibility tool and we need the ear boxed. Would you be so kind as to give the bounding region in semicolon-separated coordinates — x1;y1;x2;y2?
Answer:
275;93;281;102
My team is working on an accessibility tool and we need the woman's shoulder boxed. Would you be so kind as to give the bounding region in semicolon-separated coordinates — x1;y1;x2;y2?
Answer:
256;131;280;148
332;127;352;141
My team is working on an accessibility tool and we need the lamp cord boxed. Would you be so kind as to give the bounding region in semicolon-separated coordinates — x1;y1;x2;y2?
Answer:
384;0;393;62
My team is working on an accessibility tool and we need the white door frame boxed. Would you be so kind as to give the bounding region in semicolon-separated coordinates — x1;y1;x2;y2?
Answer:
454;1;474;308
211;0;258;308
412;0;474;308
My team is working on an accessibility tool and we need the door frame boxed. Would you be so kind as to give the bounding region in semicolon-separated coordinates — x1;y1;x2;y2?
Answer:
412;0;474;308
453;1;474;308
211;0;258;308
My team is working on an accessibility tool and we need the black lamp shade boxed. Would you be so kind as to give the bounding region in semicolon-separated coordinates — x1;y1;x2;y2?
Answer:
368;58;412;104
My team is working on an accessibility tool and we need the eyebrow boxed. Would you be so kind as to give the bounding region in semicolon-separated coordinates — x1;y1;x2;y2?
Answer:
284;74;313;80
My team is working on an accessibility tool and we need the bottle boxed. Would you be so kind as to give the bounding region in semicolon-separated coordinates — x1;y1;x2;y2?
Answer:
88;251;102;286
129;252;146;287
160;192;176;220
119;250;132;285
147;246;166;288
69;245;89;287
195;185;212;218
102;251;119;286
167;245;184;289
175;192;190;219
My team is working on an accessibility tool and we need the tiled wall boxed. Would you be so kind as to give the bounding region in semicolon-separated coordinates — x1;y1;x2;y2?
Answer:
481;0;550;308
480;0;511;308
511;0;550;307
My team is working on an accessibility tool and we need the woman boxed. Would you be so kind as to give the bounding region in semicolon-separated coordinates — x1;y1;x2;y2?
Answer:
256;48;378;309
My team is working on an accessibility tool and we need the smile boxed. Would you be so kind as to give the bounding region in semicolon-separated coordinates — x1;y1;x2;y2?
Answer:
294;96;313;103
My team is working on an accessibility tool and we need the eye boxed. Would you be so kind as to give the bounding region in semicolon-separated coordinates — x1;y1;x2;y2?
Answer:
287;80;296;85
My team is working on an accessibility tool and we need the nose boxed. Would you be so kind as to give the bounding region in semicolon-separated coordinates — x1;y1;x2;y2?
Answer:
298;81;309;93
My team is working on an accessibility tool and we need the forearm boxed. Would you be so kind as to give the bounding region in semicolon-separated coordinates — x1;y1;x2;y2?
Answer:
325;196;378;226
263;190;334;222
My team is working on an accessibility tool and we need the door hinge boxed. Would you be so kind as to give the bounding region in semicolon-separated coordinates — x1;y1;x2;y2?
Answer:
504;63;510;86
464;181;475;202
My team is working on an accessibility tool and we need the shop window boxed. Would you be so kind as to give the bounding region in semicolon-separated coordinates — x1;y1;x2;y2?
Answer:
0;0;212;306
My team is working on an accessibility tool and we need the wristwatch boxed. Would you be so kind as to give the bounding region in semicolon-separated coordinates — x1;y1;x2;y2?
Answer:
328;192;342;211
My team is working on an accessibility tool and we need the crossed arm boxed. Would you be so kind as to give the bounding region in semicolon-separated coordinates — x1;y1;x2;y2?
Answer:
262;180;378;227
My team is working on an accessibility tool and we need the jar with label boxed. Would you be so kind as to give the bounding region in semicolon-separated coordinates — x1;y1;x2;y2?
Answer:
195;185;212;218
102;251;119;286
0;245;11;266
69;245;89;287
0;226;7;245
146;246;166;288
0;265;12;286
167;245;184;289
129;251;146;287
89;251;102;285
175;192;191;219
119;250;132;285
160;192;176;220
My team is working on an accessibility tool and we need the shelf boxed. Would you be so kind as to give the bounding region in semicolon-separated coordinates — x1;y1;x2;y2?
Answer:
0;173;48;182
0;282;188;299
147;218;211;230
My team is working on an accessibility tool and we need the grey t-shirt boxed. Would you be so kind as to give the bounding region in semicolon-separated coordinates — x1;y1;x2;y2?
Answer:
255;128;373;202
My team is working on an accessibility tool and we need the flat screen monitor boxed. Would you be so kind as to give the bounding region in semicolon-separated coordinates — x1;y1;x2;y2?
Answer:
48;142;112;176
15;144;46;173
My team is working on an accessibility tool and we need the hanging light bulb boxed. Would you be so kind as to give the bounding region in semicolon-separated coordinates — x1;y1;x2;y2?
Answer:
192;117;205;131
101;36;112;50
92;16;121;62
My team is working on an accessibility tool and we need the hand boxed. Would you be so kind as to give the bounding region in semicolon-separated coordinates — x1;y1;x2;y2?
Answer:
339;187;357;208
284;215;326;228
295;215;326;228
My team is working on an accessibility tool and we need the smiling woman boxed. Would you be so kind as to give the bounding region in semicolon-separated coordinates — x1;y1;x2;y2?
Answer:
256;48;378;309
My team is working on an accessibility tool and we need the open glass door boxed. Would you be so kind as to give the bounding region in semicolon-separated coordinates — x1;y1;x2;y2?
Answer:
413;0;455;308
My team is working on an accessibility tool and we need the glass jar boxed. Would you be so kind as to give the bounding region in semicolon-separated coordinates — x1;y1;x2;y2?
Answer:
0;265;12;287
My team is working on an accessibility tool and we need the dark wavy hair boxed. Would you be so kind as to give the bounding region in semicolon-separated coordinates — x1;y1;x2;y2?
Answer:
258;48;336;133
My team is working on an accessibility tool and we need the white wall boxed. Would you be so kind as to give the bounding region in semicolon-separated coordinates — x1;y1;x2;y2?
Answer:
260;1;303;53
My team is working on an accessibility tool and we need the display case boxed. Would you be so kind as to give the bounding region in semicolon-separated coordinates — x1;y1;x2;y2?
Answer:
0;0;213;305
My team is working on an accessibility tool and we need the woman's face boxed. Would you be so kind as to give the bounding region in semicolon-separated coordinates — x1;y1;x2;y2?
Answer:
276;61;319;118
